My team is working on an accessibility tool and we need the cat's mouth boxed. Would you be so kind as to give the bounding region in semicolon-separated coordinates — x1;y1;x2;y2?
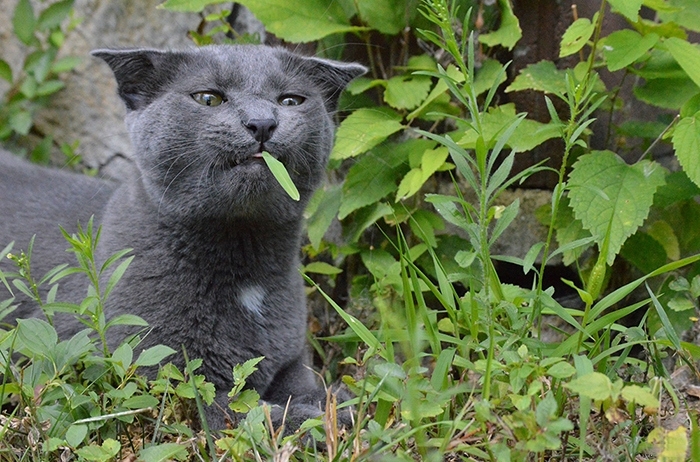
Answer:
222;152;266;169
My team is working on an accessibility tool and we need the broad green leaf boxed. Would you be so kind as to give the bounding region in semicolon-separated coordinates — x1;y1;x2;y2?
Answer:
620;385;659;408
608;0;643;21
665;37;700;89
396;168;424;201
658;0;700;33
37;0;73;30
384;74;432;110
0;60;12;83
564;372;613;401
261;151;300;201
647;220;680;260
547;361;576;379
506;60;568;97
356;0;405;35
672;112;700;188
634;76;700;109
560;17;595;58
139;443;188;462
16;318;57;357
122;394;160;409
603;30;659;71
158;0;231;12
135;345;176;367
36;80;65;97
338;140;423;218
235;0;365;42
229;388;260;412
473;58;508;97
457;104;560;153
306;184;342;250
13;0;36;45
331;108;404;160
303;261;342;275
76;439;121;462
478;0;522;50
51;56;81;74
620;231;668;273
65;424;88;447
568;151;666;264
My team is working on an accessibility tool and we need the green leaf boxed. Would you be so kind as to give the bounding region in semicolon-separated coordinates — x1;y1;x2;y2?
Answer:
384;74;432;110
157;0;229;12
13;0;36;45
478;0;522;50
564;372;613;401
621;385;659;408
235;0;365;43
603;30;659;71
338;140;421;218
547;361;576;379
665;37;700;89
356;0;405;35
65;424;88;447
473;58;508;97
261;151;300;201
657;0;700;33
306;184;342;250
331;108;404;160
122;394;160;409
0;60;12;83
303;261;342;275
37;0;74;30
608;0;643;21
229;389;260;412
36;80;66;97
76;439;121;462
135;345;177;367
673;112;700;189
139;443;188;462
51;56;81;74
568;151;666;264
634;76;700;109
457;104;560;153
16;318;57;357
559;17;595;58
106;313;149;328
506;60;568;97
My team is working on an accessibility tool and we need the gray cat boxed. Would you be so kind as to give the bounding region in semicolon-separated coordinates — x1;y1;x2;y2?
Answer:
0;45;365;432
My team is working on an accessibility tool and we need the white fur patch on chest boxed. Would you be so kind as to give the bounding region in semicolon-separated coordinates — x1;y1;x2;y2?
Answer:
239;285;266;316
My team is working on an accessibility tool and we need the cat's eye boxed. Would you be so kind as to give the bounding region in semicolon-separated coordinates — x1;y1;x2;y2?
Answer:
191;91;225;107
278;95;305;106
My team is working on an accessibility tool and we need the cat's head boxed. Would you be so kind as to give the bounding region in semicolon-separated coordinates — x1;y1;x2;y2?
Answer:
92;45;365;223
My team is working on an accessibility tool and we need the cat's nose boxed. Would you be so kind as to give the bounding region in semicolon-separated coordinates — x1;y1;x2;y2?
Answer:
243;118;278;144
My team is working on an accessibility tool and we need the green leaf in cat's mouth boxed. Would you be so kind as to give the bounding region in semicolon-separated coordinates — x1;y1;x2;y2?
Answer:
260;151;300;201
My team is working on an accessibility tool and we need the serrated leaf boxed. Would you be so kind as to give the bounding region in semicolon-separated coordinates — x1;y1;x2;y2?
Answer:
478;0;521;50
568;151;666;264
139;443;188;462
608;0;643;21
506;60;568;96
665;37;700;89
384;74;432;110
560;17;595;58
331;108;404;160
235;0;365;43
261;151;299;201
13;0;36;45
457;104;560;153
673;112;700;188
135;345;176;367
603;30;659;71
229;389;260;412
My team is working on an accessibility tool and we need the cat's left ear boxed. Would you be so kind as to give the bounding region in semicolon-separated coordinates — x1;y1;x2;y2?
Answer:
303;57;367;111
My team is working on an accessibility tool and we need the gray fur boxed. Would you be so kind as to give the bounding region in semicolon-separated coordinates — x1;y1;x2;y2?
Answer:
0;45;365;431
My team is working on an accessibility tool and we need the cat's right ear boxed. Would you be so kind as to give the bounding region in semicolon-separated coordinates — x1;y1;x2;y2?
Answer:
91;48;174;111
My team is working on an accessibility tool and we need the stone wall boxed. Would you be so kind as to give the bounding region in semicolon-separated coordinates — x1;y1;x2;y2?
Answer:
0;0;200;178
